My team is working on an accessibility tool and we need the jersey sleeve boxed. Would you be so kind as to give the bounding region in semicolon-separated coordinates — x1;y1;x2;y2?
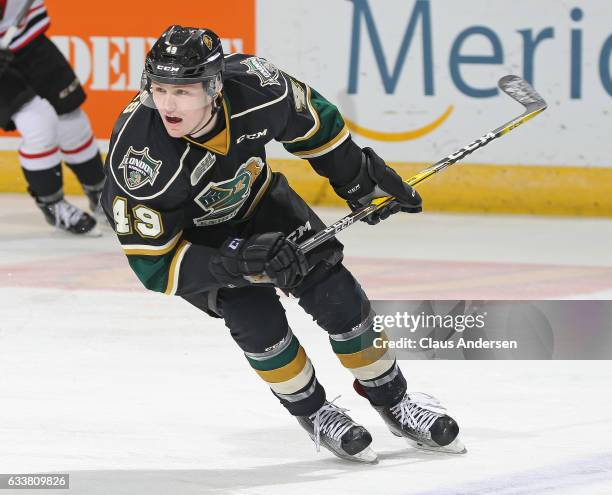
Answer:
276;73;364;188
101;188;223;297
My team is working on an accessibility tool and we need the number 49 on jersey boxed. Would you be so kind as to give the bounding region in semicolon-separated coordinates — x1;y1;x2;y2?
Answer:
112;197;164;238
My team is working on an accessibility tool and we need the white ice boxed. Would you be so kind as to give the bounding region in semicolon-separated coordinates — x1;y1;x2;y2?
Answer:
1;194;612;494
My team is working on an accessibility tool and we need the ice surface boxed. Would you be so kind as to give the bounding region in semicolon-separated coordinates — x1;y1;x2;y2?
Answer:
1;194;612;494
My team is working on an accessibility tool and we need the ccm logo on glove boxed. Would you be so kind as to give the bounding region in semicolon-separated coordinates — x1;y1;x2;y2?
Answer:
333;147;422;225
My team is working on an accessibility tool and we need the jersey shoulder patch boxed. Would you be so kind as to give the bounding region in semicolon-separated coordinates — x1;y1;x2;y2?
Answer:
107;101;188;202
230;54;282;88
223;53;289;117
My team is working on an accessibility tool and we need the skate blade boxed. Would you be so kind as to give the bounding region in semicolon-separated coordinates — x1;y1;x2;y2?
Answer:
407;436;467;455
53;225;103;238
329;446;378;464
84;226;103;237
311;437;379;464
346;445;379;464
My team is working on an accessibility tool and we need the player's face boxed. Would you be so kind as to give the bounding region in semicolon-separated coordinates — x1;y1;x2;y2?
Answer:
151;82;213;138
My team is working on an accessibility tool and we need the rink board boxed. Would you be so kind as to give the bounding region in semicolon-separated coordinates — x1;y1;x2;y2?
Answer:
1;149;611;216
1;0;611;216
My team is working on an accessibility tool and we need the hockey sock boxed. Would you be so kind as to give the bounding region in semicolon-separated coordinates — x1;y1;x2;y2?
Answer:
329;311;407;407
22;164;63;202
243;328;326;416
354;362;407;407
65;154;105;191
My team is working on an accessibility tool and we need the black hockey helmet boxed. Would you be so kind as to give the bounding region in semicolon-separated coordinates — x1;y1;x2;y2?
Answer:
142;25;225;105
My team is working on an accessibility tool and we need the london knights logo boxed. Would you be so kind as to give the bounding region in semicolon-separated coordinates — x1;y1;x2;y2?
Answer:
118;146;162;190
194;157;265;227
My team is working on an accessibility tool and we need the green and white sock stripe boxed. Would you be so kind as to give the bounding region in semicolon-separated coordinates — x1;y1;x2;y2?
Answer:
244;329;316;397
328;311;375;343
329;312;396;380
244;328;298;371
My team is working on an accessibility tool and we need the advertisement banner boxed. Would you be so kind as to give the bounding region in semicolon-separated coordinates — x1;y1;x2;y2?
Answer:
0;0;255;140
1;1;610;215
258;0;612;168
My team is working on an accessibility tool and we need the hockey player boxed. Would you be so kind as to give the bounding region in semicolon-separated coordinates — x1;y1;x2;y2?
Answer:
102;26;465;462
0;0;105;235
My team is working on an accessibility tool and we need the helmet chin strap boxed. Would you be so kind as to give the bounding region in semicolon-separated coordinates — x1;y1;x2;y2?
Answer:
188;94;222;138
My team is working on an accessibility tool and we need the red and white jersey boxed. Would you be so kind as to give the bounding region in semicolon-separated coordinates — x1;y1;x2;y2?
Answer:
0;0;49;51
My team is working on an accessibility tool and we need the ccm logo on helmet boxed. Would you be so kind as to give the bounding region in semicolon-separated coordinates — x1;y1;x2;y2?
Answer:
156;65;180;73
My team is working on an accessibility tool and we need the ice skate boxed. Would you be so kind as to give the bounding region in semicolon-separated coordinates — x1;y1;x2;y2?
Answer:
355;382;466;454
297;397;378;464
36;197;101;236
85;187;104;218
84;184;111;227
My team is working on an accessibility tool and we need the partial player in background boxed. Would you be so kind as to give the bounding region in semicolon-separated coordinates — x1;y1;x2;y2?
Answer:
102;26;466;463
0;0;105;235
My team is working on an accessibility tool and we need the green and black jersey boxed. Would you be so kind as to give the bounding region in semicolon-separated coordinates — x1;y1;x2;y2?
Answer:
101;53;363;297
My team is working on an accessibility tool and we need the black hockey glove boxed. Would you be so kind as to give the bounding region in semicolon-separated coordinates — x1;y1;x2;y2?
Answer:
334;147;422;225
0;48;14;78
209;232;309;289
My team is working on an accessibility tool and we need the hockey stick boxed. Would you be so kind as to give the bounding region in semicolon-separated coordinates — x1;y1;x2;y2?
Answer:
0;0;36;49
298;75;547;254
244;75;546;284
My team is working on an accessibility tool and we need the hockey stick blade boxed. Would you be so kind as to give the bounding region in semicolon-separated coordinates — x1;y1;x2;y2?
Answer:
298;75;547;254
499;75;546;114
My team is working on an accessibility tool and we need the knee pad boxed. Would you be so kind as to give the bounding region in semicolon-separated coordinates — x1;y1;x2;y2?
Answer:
13;96;60;171
298;264;371;336
218;286;290;353
58;108;98;163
